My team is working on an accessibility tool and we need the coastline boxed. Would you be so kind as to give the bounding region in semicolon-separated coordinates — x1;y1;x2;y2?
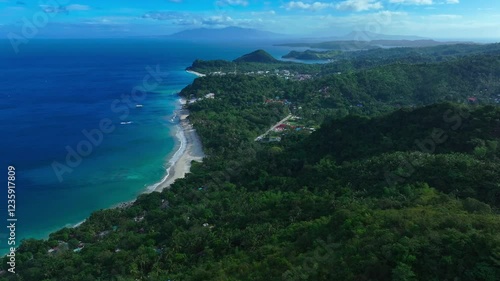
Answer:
186;70;206;77
78;99;204;222
153;101;205;192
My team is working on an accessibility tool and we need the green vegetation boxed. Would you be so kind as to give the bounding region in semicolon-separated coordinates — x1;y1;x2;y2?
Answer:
333;43;500;63
234;49;279;63
188;44;500;77
2;48;500;281
282;43;500;62
283;50;342;60
186;57;318;75
186;53;500;124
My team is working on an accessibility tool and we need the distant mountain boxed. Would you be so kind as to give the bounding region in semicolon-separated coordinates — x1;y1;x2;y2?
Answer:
340;31;427;41
276;38;477;51
274;31;468;50
233;50;279;63
371;39;477;47
289;31;429;44
169;26;287;41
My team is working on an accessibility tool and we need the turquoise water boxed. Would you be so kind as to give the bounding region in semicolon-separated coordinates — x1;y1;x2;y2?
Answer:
0;39;295;253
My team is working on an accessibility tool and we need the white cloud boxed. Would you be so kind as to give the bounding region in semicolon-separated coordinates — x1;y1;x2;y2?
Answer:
201;15;234;25
39;3;90;13
66;4;90;11
283;0;382;12
424;14;463;20
389;0;433;5
81;16;136;25
374;10;408;17
142;11;187;20
251;10;276;16
336;0;383;11
389;0;458;4
216;0;248;6
282;1;335;11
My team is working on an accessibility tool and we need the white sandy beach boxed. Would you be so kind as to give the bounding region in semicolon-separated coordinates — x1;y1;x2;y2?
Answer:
153;108;205;192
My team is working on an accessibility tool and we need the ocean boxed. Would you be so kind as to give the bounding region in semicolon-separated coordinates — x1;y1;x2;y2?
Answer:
0;38;293;254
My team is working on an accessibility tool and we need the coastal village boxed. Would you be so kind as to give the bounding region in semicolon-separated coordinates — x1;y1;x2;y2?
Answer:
187;92;216;104
185;85;316;143
242;70;313;81
188;68;314;81
254;114;316;143
186;64;321;144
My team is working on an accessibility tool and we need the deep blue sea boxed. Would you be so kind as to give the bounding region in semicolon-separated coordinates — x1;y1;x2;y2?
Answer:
0;39;294;254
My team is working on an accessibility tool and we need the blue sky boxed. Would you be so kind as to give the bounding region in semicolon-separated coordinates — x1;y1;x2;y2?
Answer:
0;0;499;39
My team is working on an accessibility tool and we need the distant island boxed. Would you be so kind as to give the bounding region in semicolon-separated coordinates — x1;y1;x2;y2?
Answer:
326;30;429;41
165;27;464;45
168;26;288;41
281;41;490;61
276;39;477;53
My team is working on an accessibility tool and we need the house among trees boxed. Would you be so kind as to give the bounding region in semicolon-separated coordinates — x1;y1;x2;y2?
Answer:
273;124;288;132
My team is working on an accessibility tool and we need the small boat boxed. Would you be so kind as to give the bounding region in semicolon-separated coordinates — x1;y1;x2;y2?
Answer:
120;121;133;125
136;104;143;108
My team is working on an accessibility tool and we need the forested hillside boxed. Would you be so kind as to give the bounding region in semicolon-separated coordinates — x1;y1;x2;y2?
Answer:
184;54;500;123
189;43;500;76
2;50;500;281
282;42;500;61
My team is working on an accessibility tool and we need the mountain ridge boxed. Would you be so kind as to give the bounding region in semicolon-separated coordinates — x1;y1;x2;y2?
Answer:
167;27;436;43
168;26;288;41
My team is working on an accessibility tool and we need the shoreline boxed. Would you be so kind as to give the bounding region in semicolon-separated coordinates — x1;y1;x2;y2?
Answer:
186;70;206;77
76;98;205;225
150;99;205;192
2;99;202;256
